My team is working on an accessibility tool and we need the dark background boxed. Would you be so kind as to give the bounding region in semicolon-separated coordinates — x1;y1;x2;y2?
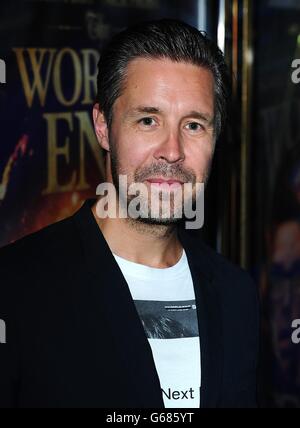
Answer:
1;0;300;407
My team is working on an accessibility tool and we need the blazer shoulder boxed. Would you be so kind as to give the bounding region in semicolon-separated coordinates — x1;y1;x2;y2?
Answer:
196;238;259;300
0;215;77;269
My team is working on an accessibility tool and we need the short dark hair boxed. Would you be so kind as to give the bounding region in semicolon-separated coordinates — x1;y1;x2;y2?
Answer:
96;19;231;138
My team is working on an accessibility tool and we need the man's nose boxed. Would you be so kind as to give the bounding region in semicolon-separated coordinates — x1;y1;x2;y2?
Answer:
153;129;185;164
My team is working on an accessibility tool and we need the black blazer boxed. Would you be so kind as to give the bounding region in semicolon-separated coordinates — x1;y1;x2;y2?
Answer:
0;199;259;408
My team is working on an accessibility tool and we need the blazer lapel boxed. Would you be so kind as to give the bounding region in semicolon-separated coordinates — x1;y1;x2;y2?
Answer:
178;228;223;408
73;200;164;408
72;200;223;408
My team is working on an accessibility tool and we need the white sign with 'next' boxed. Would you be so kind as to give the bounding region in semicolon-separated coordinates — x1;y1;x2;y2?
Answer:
0;59;6;83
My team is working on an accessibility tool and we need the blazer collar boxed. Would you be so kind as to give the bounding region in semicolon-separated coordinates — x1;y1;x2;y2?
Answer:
73;200;223;408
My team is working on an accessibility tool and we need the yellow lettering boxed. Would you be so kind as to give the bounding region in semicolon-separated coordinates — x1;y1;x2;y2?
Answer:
53;48;82;106
13;48;56;107
43;112;77;194
81;49;100;105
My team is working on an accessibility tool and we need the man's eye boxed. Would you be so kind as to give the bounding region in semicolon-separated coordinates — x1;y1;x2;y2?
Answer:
138;117;156;126
185;122;204;132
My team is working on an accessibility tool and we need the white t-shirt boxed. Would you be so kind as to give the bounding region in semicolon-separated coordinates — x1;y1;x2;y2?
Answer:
113;249;201;408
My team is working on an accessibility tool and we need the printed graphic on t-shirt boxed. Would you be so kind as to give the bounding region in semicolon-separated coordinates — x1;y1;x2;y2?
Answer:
134;299;201;408
134;299;198;339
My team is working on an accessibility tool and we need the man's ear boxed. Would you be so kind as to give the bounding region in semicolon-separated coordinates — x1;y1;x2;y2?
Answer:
93;103;110;152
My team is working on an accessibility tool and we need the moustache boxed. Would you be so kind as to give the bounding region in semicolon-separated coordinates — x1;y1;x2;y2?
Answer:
134;163;196;184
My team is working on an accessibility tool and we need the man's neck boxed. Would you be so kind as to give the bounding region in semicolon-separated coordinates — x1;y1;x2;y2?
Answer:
91;201;183;269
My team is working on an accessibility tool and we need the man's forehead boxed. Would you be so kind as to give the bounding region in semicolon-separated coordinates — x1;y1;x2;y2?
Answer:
125;57;214;89
117;57;215;114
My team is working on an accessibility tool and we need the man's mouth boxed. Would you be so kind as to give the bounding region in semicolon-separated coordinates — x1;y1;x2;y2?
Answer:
145;178;183;189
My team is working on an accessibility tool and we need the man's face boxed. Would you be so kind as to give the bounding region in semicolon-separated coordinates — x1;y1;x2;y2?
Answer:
96;57;216;225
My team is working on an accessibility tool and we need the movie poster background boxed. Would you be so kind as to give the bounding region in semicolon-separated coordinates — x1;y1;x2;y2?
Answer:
0;0;199;247
252;0;300;407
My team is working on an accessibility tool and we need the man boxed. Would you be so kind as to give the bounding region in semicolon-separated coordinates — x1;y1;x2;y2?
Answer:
0;19;259;408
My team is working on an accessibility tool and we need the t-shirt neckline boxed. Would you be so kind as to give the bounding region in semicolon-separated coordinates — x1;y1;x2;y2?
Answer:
112;248;188;280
